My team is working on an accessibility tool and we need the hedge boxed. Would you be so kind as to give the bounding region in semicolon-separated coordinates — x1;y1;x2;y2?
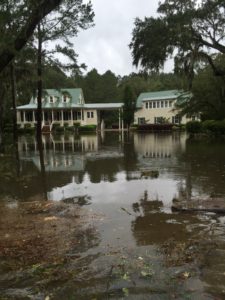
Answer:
186;120;225;135
78;125;97;132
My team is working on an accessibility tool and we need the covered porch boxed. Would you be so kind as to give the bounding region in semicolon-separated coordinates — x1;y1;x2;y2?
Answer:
16;103;124;131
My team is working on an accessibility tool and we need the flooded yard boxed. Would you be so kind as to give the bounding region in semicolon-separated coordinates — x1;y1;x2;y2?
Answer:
0;132;225;299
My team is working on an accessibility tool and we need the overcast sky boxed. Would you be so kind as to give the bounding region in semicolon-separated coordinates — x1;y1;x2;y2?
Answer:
74;0;173;76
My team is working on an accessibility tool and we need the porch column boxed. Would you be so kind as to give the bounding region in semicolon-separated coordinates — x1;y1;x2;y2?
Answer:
23;111;26;123
42;111;45;125
61;110;64;126
121;108;124;131
119;109;121;131
71;109;73;126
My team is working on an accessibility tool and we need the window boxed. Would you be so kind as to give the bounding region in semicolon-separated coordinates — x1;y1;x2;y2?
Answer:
26;111;33;122
77;111;81;120
165;101;168;108
87;112;90;118
138;117;145;125
172;115;181;124
149;102;152;109
91;112;94;118
161;101;164;108
169;101;173;107
63;95;67;103
153;102;156;108
63;111;69;121
145;102;148;109
157;101;160;108
20;111;24;122
49;96;54;103
154;117;164;124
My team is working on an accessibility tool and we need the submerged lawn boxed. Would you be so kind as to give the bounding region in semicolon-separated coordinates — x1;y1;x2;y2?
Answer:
0;132;225;299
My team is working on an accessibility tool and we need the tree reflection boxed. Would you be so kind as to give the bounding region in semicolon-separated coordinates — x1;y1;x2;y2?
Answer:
36;135;48;200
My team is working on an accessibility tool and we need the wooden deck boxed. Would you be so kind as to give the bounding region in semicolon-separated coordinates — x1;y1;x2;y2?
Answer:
172;197;225;214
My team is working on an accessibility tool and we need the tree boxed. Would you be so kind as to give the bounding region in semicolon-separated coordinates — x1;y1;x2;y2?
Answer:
122;85;136;130
130;0;225;85
177;55;225;120
32;0;94;137
0;0;64;73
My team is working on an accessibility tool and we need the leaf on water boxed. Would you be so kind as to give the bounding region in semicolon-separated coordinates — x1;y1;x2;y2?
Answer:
183;271;190;279
141;270;153;277
122;273;130;281
44;216;58;221
122;288;129;297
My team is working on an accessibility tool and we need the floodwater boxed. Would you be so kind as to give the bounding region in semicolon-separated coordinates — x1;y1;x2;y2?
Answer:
0;132;225;299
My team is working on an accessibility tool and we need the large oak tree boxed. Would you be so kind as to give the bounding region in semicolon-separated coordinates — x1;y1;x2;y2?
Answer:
130;0;225;85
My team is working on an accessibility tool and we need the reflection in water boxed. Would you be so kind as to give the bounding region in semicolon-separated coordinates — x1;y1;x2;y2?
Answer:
12;132;225;203
1;132;225;298
37;135;48;200
131;190;199;245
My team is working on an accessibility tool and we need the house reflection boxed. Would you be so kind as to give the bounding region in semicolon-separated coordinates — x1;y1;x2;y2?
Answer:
17;134;125;199
131;191;200;246
134;132;186;160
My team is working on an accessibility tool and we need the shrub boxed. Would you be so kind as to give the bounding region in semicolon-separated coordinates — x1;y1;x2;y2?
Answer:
202;119;225;135
78;125;97;132
186;121;202;133
52;123;64;133
137;124;173;131
3;124;13;133
55;126;65;133
74;122;80;128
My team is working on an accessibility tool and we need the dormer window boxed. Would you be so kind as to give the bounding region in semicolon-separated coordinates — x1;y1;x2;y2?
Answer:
63;95;67;103
49;96;54;103
79;95;83;104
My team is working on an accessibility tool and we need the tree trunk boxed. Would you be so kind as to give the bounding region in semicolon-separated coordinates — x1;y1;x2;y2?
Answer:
36;23;43;139
10;61;18;142
0;78;6;147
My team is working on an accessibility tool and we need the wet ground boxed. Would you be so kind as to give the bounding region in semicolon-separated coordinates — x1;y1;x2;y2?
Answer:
0;132;225;299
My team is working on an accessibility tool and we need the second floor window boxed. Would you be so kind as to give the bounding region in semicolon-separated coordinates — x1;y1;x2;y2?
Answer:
49;96;54;103
63;95;67;103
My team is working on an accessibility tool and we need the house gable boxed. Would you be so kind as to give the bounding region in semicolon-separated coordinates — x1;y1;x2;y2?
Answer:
29;88;84;108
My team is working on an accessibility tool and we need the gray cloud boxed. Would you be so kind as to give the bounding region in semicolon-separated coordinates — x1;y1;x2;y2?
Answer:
73;0;173;76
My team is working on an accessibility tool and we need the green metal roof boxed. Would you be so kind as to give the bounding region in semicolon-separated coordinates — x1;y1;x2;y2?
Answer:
17;88;124;111
17;88;84;110
84;103;123;110
136;90;181;108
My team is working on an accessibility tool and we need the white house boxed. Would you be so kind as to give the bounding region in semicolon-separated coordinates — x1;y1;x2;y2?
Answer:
134;90;196;125
16;88;124;131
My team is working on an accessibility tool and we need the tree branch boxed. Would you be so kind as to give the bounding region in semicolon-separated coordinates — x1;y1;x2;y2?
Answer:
0;0;63;73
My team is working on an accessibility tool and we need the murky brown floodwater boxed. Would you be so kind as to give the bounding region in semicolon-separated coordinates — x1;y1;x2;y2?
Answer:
0;132;225;299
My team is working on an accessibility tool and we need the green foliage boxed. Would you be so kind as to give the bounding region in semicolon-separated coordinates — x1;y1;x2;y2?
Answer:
187;120;225;135
186;121;202;133
130;0;225;81
178;55;225;120
78;125;96;132
202;120;225;135
74;69;119;103
122;85;136;128
130;17;173;71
